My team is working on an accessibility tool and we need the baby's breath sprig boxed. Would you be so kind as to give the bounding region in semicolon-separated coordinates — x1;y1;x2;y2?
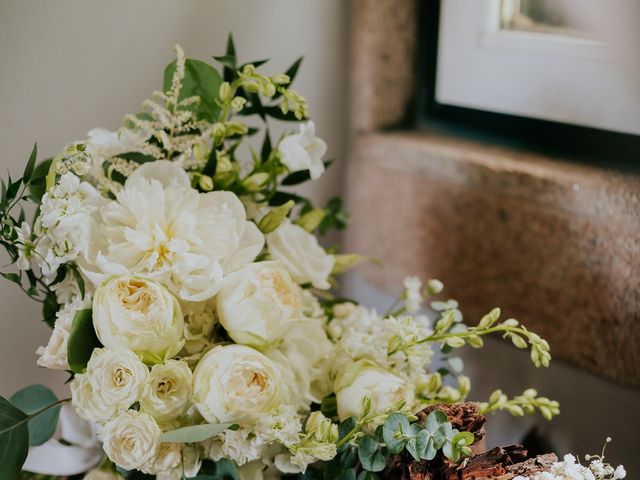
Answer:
417;307;552;368
479;388;560;420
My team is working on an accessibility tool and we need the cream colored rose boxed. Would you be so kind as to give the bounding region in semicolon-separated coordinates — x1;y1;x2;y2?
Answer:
93;275;184;362
334;362;411;421
141;442;182;476
84;469;124;480
216;262;302;347
71;347;148;422
101;410;160;471
193;345;282;424
181;300;216;354
266;222;334;289
140;360;193;422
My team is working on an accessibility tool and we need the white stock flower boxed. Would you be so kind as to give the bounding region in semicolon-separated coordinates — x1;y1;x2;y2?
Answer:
92;275;184;362
101;410;161;471
278;121;327;180
15;222;34;270
266;222;334;289
217;262;302;347
35;304;77;370
34;172;103;282
193;345;283;424
71;347;148;422
140;360;193;422
403;276;423;314
81;161;264;301
334;362;411;421
207;427;266;466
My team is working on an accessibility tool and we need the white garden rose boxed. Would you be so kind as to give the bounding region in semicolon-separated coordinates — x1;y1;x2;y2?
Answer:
81;160;264;301
71;347;149;422
266;221;334;289
216;262;302;347
101;410;160;471
193;345;283;424
140;360;193;422
181;300;216;354
84;469;124;480
142;442;182;476
277;121;327;180
334;362;411;421
93;275;184;362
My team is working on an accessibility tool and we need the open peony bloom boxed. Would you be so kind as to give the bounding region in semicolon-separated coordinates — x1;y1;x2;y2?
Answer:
80;161;264;301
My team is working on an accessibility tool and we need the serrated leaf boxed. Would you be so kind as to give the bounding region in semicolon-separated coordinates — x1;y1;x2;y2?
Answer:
10;384;60;446
159;423;237;443
0;395;29;480
67;309;101;373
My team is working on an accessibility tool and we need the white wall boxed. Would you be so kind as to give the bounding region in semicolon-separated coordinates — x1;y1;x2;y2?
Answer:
0;0;348;397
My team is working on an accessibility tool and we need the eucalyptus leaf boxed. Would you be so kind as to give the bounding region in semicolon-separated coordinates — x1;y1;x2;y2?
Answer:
159;423;237;443
0;395;29;480
67;308;101;373
10;384;60;446
382;413;410;454
357;435;386;472
194;458;239;480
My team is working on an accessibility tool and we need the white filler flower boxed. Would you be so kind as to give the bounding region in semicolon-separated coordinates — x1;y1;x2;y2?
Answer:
92;275;184;362
193;344;283;424
81;161;264;301
278;121;327;180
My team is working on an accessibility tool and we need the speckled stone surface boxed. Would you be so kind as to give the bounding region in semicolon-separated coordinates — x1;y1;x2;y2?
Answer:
344;132;640;387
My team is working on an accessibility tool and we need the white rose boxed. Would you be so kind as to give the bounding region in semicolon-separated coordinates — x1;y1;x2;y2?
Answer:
140;360;193;422
216;262;302;347
142;442;182;475
71;347;149;422
334;362;411;421
193;345;283;424
36;304;76;370
181;300;216;354
84;469;124;480
277;121;327;180
93;275;184;363
266;222;334;289
101;410;160;471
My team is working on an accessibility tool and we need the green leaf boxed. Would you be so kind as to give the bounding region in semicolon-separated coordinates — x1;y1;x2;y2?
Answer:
6;178;22;202
1;272;21;286
358;435;386;472
273;57;303;99
67;309;101;373
357;472;379;480
281;160;334;186
114;152;156;165
70;266;85;299
159;423;237;443
382;413;410;454
22;144;37;184
268;191;308;207
195;458;239;480
10;385;60;446
163;59;223;123
202;147;218;178
42;292;59;329
28;158;53;202
0;395;29;480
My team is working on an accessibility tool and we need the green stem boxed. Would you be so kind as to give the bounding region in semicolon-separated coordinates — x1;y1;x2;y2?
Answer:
416;325;525;345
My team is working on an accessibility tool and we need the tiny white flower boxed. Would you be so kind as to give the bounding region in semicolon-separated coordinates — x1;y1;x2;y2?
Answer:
278;121;327;180
614;465;627;479
14;222;34;270
403;276;423;314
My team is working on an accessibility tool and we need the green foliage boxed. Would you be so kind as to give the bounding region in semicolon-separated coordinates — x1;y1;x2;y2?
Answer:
67;309;102;374
0;395;29;480
479;388;560;420
10;385;60;446
159;423;238;443
195;458;240;480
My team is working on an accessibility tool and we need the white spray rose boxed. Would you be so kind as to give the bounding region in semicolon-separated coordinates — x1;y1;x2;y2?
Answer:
101;410;160;471
266;222;334;289
216;262;302;347
334;362;411;421
71;347;149;422
142;442;182;476
181;300;216;354
193;345;283;424
140;360;193;422
81;161;264;302
278;122;327;180
93;275;184;363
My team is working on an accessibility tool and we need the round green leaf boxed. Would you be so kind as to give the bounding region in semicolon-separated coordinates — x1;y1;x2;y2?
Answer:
358;435;386;472
10;384;60;446
67;309;101;373
382;413;410;454
0;395;30;479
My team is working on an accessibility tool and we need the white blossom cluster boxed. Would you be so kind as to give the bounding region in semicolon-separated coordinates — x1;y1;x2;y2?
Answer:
514;454;626;480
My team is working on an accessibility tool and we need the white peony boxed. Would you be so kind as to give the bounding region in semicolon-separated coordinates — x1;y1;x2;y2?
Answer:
193;344;283;424
140;360;193;422
216;262;302;347
92;275;184;362
334;362;411;421
277;122;327;180
101;410;160;471
266;221;334;289
81;161;264;301
71;347;149;423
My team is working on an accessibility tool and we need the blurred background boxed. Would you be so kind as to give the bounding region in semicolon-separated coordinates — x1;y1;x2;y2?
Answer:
1;0;639;476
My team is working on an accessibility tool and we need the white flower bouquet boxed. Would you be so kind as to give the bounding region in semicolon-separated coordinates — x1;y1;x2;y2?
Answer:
0;38;626;480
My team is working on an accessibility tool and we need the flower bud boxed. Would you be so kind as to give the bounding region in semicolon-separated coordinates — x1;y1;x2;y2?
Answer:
271;74;290;85
295;208;326;232
198;174;214;192
258;200;295;234
219;82;232;103
242;172;270;192
230;96;247;113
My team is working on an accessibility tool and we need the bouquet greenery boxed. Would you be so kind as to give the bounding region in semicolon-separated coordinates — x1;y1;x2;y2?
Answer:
0;37;623;480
